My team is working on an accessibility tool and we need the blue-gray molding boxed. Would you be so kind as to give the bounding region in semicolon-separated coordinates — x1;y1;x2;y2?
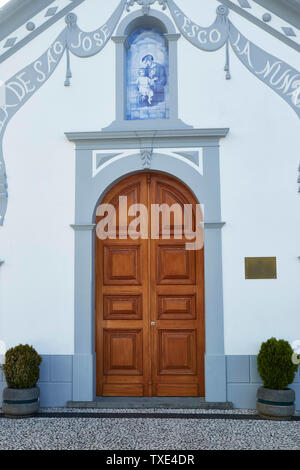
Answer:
0;0;127;226
217;0;300;52
1;0;299;66
0;0;300;225
253;0;300;30
167;0;300;118
262;13;272;23
0;0;54;42
66;127;228;403
0;0;86;64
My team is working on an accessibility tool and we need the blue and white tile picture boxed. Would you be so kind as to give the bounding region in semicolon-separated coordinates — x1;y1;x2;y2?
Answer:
126;28;169;120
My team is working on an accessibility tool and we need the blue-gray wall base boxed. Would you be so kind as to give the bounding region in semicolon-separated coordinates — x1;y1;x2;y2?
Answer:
226;355;300;410
73;353;95;402
205;354;227;402
0;355;73;407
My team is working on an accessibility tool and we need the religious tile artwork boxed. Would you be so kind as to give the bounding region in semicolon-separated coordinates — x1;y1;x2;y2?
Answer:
126;28;169;120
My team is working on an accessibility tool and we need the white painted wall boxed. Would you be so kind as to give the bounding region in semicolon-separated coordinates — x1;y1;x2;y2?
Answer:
0;0;299;355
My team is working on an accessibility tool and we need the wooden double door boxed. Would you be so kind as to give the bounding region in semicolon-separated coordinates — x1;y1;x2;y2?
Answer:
95;172;205;397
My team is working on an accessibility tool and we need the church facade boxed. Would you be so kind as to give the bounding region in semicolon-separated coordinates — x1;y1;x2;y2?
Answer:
0;0;299;409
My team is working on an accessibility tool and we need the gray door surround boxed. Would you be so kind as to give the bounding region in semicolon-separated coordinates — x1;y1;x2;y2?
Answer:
66;127;229;403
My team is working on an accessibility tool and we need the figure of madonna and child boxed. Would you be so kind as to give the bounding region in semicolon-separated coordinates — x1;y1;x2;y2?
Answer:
136;54;167;107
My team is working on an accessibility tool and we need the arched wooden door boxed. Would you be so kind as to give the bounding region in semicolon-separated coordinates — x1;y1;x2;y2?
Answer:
95;172;205;397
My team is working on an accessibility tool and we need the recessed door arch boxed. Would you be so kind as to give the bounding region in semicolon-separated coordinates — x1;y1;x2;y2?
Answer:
95;171;205;397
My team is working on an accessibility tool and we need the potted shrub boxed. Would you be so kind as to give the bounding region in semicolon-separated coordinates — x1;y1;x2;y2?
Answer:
256;337;299;420
1;344;42;418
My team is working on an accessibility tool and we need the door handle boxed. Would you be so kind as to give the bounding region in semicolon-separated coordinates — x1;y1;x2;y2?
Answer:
151;322;156;326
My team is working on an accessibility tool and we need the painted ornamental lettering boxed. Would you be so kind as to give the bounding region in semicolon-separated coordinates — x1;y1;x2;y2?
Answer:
0;35;66;135
168;1;229;51
0;0;127;225
229;24;300;115
0;0;299;225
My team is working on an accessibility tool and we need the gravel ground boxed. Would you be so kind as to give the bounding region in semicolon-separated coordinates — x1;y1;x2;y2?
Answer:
39;407;259;414
0;408;300;450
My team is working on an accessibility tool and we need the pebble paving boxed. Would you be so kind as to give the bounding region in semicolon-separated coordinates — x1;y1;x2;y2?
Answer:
0;408;299;450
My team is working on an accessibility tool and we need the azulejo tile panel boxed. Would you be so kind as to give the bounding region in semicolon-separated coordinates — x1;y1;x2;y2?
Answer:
126;28;169;121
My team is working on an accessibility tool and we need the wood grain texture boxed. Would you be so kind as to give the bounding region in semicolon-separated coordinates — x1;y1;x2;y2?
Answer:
95;172;205;397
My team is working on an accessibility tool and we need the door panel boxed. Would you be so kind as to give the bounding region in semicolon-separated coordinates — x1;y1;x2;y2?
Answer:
103;244;142;285
150;174;205;397
95;174;150;396
95;172;205;397
103;328;143;375
157;295;196;320
157;329;197;375
156;243;196;284
103;295;143;320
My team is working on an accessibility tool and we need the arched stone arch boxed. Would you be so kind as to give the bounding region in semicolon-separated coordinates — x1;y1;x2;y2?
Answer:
116;8;177;37
86;153;207;224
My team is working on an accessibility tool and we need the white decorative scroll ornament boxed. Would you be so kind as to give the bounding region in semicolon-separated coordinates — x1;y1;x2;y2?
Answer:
229;23;300;119
167;0;300;118
0;0;127;226
168;1;229;52
0;0;300;225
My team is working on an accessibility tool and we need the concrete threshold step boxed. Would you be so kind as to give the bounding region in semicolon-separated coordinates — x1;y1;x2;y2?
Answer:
67;397;233;410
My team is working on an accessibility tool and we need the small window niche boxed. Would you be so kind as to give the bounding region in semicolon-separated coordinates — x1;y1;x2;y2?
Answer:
126;28;169;121
107;9;190;131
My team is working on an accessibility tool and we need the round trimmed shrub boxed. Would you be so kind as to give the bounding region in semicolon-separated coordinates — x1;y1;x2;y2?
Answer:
257;337;298;390
2;344;42;389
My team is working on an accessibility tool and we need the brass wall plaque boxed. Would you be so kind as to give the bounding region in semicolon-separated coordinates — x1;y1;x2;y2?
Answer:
245;257;277;279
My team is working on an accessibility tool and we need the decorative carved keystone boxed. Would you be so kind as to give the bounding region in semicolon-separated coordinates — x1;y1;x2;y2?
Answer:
140;148;153;168
126;0;167;15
